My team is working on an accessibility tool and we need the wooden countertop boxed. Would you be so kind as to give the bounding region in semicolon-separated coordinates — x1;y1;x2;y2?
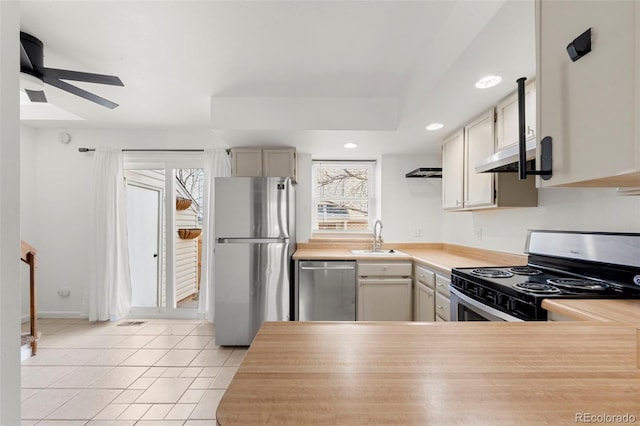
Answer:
217;321;640;426
293;243;526;275
542;298;640;327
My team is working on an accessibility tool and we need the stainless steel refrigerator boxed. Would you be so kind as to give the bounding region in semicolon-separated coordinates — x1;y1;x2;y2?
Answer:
214;177;295;345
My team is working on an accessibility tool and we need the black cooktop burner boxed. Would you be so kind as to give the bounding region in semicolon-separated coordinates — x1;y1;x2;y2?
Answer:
471;268;514;278
546;278;610;291
514;282;561;294
509;266;543;276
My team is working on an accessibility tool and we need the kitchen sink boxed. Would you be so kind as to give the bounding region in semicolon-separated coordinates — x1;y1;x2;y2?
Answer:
350;249;408;256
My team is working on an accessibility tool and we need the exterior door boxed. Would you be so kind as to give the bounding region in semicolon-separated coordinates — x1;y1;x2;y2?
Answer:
126;183;161;307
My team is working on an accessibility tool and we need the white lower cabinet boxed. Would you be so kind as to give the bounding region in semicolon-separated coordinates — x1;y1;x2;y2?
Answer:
414;264;436;322
357;262;412;321
415;283;435;322
434;274;451;321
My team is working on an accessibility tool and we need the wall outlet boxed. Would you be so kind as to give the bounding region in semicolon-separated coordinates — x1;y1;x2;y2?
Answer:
57;288;71;297
414;228;424;237
475;228;483;241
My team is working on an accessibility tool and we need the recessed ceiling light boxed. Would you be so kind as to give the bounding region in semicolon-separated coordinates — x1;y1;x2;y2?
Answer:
425;123;443;131
344;142;358;149
475;75;502;89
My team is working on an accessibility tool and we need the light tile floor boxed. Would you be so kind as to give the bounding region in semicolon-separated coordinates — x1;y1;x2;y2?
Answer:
21;318;246;425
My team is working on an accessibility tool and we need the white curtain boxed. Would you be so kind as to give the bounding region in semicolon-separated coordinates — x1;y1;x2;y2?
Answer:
88;148;132;321
199;149;231;322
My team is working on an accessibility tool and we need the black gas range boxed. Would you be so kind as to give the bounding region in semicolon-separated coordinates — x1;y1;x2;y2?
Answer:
450;230;640;322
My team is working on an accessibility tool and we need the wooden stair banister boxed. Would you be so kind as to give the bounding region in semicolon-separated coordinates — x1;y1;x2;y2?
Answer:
20;240;38;356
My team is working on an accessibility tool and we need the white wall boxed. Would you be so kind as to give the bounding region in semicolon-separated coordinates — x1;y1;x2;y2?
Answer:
380;154;443;242
21;126;37;320
1;1;22;423
295;153;312;243
442;186;640;254
294;153;443;242
21;128;226;316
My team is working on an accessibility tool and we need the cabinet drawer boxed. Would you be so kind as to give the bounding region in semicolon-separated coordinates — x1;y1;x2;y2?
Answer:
414;265;435;289
435;292;450;321
357;262;412;277
435;274;451;297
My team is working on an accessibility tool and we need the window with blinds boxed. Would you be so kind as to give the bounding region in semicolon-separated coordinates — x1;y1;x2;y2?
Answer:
312;160;375;232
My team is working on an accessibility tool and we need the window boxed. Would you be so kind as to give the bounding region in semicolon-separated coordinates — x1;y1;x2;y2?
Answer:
312;160;376;232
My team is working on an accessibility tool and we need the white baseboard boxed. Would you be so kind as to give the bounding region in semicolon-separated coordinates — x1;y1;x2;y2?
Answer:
126;310;202;320
21;344;32;362
22;310;203;321
31;311;88;319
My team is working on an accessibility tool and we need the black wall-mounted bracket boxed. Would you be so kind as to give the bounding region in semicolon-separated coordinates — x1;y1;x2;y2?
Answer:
567;28;592;62
517;77;552;180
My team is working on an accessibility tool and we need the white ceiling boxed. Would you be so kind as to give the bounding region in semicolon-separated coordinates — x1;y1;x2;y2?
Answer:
19;0;535;157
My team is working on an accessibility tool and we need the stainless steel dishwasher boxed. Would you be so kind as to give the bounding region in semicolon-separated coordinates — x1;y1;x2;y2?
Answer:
297;261;356;321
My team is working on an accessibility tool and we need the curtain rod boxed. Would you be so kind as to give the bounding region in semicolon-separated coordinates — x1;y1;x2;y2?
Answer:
78;148;231;154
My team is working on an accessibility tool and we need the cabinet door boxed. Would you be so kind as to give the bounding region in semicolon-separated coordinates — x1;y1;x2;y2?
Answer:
231;148;262;177
496;82;536;151
414;282;435;322
464;110;495;208
537;0;638;187
435;292;450;321
435;274;451;297
414;265;435;289
357;278;412;321
263;148;296;182
442;130;464;210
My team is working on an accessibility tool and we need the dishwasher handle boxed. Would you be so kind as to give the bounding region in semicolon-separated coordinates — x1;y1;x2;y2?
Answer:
300;265;356;271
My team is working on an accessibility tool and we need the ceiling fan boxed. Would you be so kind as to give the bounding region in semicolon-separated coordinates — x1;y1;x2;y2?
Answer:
20;31;124;109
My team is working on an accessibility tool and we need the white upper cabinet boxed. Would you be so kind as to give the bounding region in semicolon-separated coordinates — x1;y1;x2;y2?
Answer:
464;110;496;208
262;148;297;181
536;0;640;187
442;109;538;211
231;147;297;182
496;81;536;151
442;109;496;210
231;148;263;177
442;130;464;210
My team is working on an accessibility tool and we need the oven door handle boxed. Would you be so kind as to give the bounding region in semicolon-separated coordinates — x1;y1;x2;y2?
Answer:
449;286;524;322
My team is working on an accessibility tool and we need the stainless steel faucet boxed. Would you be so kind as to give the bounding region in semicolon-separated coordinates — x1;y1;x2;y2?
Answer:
372;219;383;252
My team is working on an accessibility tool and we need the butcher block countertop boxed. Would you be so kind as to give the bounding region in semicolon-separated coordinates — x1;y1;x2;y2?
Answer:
293;242;526;275
542;298;640;327
216;321;640;426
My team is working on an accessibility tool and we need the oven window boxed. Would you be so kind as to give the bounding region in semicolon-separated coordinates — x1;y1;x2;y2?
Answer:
460;306;490;321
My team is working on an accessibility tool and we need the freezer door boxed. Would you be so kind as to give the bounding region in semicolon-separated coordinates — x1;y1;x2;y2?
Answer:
214;241;290;346
215;177;291;239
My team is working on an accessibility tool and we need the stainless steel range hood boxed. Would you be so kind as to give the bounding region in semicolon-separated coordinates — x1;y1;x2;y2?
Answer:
475;138;536;173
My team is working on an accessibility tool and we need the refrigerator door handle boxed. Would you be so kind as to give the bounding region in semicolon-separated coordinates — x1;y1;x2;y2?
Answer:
217;237;288;244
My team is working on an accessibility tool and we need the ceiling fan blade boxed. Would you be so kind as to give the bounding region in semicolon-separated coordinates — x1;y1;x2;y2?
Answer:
41;67;123;86
44;77;119;109
25;89;47;103
20;42;34;71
